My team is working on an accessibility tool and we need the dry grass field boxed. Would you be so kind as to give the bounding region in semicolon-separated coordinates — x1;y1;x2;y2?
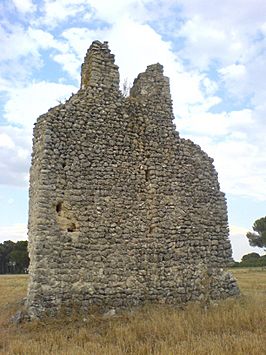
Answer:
0;268;265;355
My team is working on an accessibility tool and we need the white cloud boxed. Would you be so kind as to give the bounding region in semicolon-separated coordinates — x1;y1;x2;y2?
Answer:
12;0;36;13
38;0;92;27
37;0;151;28
0;80;77;187
182;130;266;201
7;198;15;205
177;15;243;70
27;28;67;52
0;223;27;243
219;64;246;79
173;0;266;107
222;53;266;104
184;0;266;25
0;24;68;84
177;108;253;137
0;25;38;62
0;126;31;187
88;0;151;23
53;53;81;81
4;81;78;129
229;224;264;261
261;21;266;35
0;133;15;149
202;77;218;96
0;25;61;63
52;27;98;80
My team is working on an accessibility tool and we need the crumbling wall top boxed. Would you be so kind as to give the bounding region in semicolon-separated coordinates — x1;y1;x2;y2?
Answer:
81;40;120;91
130;63;172;105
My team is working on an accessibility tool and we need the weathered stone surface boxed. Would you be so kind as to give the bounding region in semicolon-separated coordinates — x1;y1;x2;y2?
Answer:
26;41;239;319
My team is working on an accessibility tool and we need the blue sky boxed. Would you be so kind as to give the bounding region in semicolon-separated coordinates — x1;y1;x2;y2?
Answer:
0;0;265;261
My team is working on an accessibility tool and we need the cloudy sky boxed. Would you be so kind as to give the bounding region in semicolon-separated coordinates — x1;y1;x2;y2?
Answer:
0;0;265;261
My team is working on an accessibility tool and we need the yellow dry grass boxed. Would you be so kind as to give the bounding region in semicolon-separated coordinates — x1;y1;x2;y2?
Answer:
0;268;265;355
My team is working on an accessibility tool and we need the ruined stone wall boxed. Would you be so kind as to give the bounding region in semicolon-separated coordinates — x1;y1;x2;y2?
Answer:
27;41;239;318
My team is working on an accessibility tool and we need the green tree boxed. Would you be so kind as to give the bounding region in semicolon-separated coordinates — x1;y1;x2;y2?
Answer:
0;241;15;273
232;252;266;268
246;216;266;249
241;253;260;262
0;240;29;274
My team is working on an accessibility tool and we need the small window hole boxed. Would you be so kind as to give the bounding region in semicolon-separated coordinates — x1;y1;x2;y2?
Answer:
67;223;76;233
145;169;150;182
56;202;62;214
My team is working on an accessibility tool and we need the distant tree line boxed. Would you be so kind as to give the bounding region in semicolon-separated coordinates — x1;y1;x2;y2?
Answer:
233;253;266;267
0;240;29;274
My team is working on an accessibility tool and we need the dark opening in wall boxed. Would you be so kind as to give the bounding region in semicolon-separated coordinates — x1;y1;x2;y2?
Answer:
56;202;62;214
148;225;155;234
67;223;76;232
145;169;150;182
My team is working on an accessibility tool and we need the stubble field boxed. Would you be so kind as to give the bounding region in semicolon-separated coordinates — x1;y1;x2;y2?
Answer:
0;268;265;355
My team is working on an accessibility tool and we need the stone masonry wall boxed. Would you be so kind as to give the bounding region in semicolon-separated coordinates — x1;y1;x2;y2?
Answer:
27;41;239;318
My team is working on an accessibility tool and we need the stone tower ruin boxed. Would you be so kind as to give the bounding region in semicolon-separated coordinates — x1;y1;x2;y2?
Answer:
27;40;239;318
